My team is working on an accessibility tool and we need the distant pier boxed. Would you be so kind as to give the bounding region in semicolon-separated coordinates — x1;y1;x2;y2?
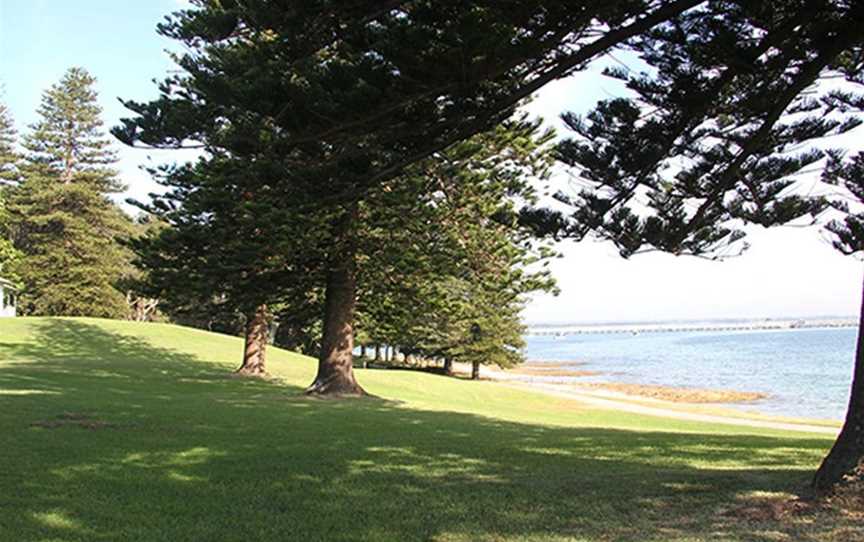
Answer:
526;319;856;337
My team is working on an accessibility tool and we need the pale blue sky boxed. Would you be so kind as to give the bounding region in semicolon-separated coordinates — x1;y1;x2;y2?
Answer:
1;1;860;324
0;0;197;204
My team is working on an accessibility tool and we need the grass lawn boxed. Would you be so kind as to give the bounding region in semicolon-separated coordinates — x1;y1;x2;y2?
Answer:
0;317;859;541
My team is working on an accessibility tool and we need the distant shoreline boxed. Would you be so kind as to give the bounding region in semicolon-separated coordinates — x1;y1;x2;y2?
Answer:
525;318;856;336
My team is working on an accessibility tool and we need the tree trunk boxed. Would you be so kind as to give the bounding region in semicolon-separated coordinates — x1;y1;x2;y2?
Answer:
236;304;269;376
444;356;453;375
375;344;381;362
471;360;480;380
360;344;366;358
306;205;365;396
813;272;864;491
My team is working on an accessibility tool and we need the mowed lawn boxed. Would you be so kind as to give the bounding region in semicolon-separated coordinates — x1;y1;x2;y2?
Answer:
0;318;858;541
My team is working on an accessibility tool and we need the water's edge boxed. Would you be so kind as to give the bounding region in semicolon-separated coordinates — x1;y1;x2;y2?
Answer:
523;326;855;420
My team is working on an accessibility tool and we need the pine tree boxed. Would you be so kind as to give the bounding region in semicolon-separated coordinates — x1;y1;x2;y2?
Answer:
130;153;329;375
5;68;132;317
356;119;558;377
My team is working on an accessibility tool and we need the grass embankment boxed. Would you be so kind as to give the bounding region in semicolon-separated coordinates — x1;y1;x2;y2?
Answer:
0;317;859;541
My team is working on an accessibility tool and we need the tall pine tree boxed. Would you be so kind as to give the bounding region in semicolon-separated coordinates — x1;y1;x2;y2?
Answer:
6;67;132;317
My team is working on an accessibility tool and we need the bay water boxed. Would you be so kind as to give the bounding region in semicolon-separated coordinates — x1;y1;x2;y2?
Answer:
524;327;856;420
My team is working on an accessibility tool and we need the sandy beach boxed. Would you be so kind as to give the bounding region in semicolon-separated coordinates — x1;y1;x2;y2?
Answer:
452;361;840;435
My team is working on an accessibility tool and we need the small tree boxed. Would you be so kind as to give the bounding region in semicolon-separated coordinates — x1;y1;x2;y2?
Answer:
357;120;558;377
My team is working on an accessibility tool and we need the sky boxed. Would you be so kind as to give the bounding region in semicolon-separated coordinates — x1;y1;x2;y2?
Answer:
1;1;861;325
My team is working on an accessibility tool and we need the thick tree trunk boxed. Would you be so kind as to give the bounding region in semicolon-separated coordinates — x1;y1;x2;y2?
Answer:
374;344;381;362
360;344;366;358
471;360;480;380
813;272;864;491
306;206;365;396
236;304;269;376
444;356;453;375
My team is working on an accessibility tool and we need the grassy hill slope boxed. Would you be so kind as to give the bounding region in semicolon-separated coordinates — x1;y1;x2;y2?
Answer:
0;318;857;541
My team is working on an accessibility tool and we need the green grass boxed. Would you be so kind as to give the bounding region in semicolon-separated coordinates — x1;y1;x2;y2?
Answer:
0;317;857;541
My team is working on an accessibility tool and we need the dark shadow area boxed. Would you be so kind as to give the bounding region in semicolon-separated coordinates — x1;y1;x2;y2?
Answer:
0;319;856;542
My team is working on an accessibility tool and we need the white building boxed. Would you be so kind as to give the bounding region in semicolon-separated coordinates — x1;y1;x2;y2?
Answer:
0;277;17;317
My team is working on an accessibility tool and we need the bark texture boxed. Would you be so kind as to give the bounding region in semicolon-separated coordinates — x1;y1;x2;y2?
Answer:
236;304;269;376
813;274;864;490
443;356;453;375
306;206;365;396
471;360;480;380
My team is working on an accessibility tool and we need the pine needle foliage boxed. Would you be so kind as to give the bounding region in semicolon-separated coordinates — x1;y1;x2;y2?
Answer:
5;68;133;317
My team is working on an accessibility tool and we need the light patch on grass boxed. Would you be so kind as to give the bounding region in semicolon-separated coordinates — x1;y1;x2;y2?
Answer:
166;469;206;482
167;447;226;469
32;510;81;530
736;490;798;501
0;389;59;395
662;481;714;493
521;446;577;457
119;447;225;469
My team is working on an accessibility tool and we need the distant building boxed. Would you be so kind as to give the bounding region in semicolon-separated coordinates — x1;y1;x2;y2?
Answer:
0;277;17;317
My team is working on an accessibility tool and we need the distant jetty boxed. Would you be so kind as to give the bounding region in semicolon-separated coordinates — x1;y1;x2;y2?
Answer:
526;318;856;336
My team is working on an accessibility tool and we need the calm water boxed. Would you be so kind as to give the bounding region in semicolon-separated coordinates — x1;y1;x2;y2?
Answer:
524;327;856;420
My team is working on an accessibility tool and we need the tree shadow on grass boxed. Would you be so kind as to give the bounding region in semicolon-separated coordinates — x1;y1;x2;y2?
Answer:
0;319;856;542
